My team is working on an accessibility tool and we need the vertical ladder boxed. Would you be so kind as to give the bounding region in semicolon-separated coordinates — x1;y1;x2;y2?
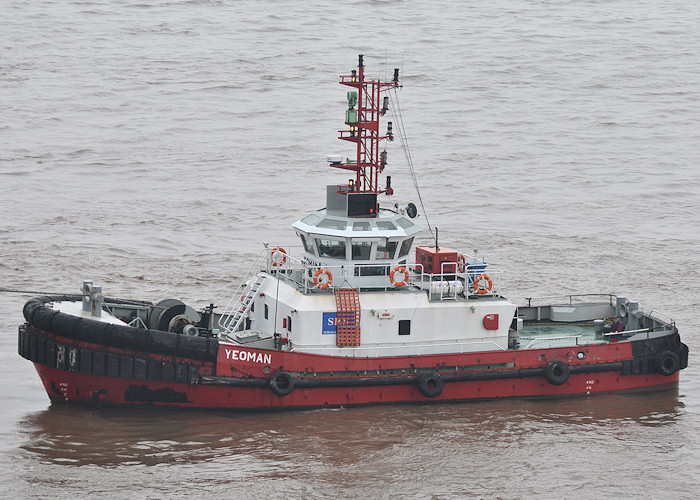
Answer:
219;275;265;335
335;288;361;347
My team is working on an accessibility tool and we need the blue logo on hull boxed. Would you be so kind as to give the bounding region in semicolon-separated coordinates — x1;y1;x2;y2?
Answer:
322;312;337;335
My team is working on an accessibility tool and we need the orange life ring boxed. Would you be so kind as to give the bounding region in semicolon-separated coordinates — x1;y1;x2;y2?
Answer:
270;247;287;266
473;274;493;295
390;266;409;287
313;268;333;289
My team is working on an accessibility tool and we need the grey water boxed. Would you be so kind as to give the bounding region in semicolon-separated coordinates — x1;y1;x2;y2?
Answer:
1;0;699;497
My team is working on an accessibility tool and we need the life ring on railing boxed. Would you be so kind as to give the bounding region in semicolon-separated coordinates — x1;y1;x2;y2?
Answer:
313;268;333;289
390;266;409;287
270;247;287;266
457;254;466;273
473;274;493;295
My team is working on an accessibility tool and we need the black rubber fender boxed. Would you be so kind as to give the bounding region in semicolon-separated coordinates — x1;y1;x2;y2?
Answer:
52;313;82;340
544;360;570;386
268;371;295;397
23;299;42;324
418;372;444;398
31;305;60;332
657;351;680;376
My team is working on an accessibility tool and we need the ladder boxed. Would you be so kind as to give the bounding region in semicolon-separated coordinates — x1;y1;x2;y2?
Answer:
218;250;268;336
335;288;361;347
219;275;265;335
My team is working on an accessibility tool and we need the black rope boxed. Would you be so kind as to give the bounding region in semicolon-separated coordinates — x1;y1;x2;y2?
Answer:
0;287;70;296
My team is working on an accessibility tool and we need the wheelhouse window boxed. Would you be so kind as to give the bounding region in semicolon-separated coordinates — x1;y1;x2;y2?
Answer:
396;217;415;229
353;221;371;231
376;240;397;260
351;241;372;260
355;265;389;276
298;233;315;255
301;214;322;226
398;237;414;258
399;319;411;335
317;218;347;230
376;221;397;231
315;238;346;259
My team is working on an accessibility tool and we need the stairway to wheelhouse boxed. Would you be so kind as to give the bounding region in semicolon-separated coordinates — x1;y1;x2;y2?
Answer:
220;275;265;335
334;288;361;347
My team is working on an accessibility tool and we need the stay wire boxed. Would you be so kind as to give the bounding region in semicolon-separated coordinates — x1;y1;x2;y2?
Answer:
389;89;436;245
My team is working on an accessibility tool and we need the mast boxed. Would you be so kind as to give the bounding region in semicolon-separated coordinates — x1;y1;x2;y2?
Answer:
334;55;401;198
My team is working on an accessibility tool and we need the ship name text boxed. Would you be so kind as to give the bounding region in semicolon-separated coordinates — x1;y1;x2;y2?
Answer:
224;349;272;364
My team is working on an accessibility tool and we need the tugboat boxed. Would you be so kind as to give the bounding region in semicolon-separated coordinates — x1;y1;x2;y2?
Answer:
18;56;688;409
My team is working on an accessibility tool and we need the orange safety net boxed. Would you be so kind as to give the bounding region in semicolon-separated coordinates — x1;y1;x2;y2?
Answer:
334;288;361;347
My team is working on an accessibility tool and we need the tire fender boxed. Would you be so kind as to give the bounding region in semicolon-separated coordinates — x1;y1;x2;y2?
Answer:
418;372;444;398
657;351;680;377
269;371;295;397
544;360;570;386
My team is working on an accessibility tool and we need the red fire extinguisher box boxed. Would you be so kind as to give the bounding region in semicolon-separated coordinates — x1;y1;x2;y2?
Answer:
415;246;459;274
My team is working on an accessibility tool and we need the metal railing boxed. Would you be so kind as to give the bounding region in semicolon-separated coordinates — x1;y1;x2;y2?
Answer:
523;294;616;308
218;249;268;334
647;309;675;327
217;246;507;330
288;339;508;357
523;334;584;349
262;245;503;299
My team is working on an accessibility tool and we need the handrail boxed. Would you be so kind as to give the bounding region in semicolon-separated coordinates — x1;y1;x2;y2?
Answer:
127;316;148;329
218;248;268;334
523;294;616;307
603;327;651;337
265;244;503;298
647;309;675;326
287;339;507;356
523;335;583;349
218;245;507;326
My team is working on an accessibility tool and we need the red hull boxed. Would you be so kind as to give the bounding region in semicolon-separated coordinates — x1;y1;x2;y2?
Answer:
35;363;678;410
29;334;681;410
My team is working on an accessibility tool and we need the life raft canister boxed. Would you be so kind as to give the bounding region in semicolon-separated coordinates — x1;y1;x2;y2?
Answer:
270;247;288;266
313;268;333;289
390;266;409;287
473;274;493;295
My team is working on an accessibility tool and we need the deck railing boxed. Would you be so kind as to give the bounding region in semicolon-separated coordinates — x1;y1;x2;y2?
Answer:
262;245;503;299
287;339;508;357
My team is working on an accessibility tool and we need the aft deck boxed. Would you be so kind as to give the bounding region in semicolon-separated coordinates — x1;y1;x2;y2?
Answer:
519;322;605;349
516;295;678;350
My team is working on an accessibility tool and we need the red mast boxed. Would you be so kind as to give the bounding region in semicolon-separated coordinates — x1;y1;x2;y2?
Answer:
334;55;401;196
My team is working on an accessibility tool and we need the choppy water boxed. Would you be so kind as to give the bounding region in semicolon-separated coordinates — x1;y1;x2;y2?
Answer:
2;0;699;497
